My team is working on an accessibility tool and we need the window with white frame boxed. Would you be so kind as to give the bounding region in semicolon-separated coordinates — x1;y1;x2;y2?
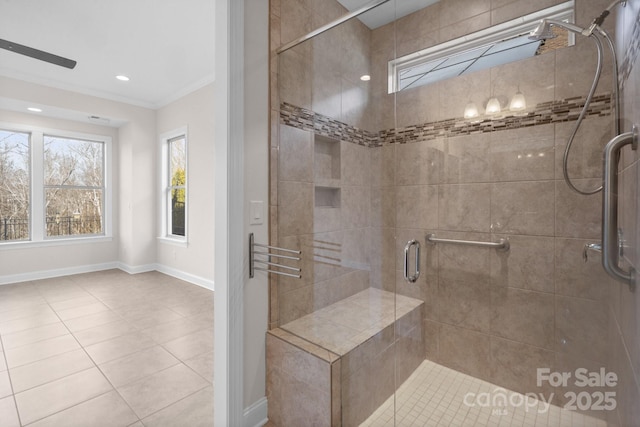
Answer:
0;130;30;242
44;136;105;237
388;1;575;93
0;125;111;244
161;130;187;240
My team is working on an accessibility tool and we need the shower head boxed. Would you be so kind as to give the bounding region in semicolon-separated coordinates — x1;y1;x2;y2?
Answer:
528;19;588;41
529;20;557;40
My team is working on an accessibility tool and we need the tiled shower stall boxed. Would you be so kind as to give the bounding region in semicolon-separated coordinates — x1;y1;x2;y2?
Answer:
267;0;640;425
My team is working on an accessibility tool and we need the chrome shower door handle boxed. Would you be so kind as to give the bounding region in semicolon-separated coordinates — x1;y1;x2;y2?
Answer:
602;128;636;291
403;239;420;283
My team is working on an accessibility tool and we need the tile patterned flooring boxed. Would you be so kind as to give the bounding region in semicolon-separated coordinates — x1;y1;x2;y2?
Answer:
362;360;608;427
0;269;214;427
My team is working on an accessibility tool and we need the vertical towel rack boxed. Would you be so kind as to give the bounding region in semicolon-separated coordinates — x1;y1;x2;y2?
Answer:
249;233;302;279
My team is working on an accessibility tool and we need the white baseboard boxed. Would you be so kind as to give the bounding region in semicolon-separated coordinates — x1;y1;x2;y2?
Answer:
0;262;119;285
243;397;268;427
116;262;157;275
155;263;215;290
0;262;214;291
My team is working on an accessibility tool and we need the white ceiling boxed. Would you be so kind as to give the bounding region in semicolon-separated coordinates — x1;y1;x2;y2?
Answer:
0;0;215;110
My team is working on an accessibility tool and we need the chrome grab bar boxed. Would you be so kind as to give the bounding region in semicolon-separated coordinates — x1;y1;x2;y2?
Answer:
403;239;420;283
426;233;510;251
249;233;302;279
602;127;636;291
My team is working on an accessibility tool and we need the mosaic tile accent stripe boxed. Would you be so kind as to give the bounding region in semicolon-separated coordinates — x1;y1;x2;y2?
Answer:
280;102;378;147
281;93;612;147
619;8;640;89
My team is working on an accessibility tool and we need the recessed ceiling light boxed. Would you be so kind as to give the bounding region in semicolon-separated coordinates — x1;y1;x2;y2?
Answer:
116;75;130;81
27;107;42;112
360;74;371;81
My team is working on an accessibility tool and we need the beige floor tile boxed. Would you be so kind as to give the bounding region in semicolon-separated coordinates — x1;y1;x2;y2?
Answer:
167;300;214;317
27;390;138;427
0;395;20;427
163;329;214;361
84;331;156;365
141;386;214;427
142;316;211;344
111;302;165;319
0;271;215;427
49;295;99;312
123;308;184;330
73;319;135;347
55;302;110;321
189;310;215;325
0;297;46;315
0;370;12;399
14;367;112;425
1;322;69;350
9;348;95;393
184;351;214;382
117;364;209;419
99;346;179;388
4;334;80;368
0;304;55;323
63;310;123;333
39;289;91;304
0;311;60;335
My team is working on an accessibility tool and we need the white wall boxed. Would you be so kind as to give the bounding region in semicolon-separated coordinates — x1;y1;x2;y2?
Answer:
243;0;269;418
156;84;215;286
0;76;213;286
0;108;120;281
117;113;157;270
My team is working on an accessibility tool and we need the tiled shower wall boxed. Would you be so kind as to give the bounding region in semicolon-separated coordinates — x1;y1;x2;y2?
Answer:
271;0;374;327
270;0;635;422
612;1;640;426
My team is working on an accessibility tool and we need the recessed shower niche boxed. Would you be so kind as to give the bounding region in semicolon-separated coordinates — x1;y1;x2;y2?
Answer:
314;135;341;209
314;134;340;184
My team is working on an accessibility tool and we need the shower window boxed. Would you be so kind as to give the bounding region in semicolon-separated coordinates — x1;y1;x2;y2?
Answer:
388;1;575;93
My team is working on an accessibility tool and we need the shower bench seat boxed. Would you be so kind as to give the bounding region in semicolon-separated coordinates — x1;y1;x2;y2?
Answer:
267;288;424;426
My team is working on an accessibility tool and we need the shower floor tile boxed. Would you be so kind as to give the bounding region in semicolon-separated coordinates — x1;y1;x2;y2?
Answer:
361;360;608;427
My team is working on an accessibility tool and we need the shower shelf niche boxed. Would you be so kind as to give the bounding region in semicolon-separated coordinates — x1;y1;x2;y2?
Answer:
314;134;340;184
315;186;341;208
314;134;342;208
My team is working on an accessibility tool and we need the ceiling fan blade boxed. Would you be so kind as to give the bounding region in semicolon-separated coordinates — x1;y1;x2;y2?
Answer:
0;38;77;69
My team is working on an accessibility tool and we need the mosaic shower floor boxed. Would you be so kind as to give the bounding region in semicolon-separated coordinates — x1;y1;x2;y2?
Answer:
361;360;608;427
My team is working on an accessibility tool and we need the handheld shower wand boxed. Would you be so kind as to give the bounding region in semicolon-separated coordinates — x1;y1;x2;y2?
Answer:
528;3;624;196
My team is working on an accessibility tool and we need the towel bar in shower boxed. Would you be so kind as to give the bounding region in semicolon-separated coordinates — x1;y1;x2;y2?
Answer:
426;233;510;251
249;233;302;279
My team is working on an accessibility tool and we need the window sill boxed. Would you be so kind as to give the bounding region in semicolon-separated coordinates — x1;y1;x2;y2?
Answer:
157;236;189;248
0;236;113;250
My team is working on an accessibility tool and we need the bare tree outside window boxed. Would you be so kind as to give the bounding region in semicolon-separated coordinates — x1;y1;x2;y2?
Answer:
44;136;104;237
168;136;186;237
0;130;30;241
